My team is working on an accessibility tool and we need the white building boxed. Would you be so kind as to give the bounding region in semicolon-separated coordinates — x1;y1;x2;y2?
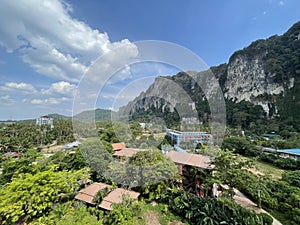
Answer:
36;116;54;128
166;129;213;146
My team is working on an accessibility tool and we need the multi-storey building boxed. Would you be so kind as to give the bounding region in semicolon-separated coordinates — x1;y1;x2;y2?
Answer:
36;115;54;128
166;129;212;145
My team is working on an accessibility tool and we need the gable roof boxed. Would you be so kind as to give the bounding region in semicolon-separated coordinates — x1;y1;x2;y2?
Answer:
2;152;20;158
99;188;140;210
112;148;141;158
112;142;126;151
75;183;140;210
166;150;213;169
75;182;111;205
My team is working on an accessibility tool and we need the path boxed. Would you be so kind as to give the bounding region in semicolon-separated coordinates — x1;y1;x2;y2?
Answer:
233;189;282;225
145;211;160;225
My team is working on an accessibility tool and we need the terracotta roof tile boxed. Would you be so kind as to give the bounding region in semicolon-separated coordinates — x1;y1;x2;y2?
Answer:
112;148;141;158
112;142;126;151
99;188;140;211
75;182;111;204
166;151;213;169
165;151;191;164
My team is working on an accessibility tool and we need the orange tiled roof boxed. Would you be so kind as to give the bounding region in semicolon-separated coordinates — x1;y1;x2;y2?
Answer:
166;150;213;169
2;152;20;158
112;148;141;158
112;142;126;151
75;182;111;204
99;188;140;210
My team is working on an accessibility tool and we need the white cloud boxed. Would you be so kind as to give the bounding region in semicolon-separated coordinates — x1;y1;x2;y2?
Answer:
41;81;76;96
0;0;137;82
0;95;14;105
0;82;37;93
106;64;132;84
31;96;69;105
279;1;285;6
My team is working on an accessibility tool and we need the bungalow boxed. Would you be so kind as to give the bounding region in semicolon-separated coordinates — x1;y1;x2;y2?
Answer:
75;182;139;210
75;182;111;205
112;142;126;151
99;188;140;211
2;151;20;159
113;148;146;162
166;150;214;196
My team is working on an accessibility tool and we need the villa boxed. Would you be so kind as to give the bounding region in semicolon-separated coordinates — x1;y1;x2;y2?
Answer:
75;182;140;210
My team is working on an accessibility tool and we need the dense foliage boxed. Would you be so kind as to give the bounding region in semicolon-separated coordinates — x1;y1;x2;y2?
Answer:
0;119;74;151
170;191;272;225
213;153;300;224
0;168;88;224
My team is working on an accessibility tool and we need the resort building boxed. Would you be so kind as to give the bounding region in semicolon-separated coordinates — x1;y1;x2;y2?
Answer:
113;148;143;162
112;142;126;151
36;115;54;128
166;150;214;196
166;129;213;146
262;147;300;160
277;148;300;160
75;182;140;210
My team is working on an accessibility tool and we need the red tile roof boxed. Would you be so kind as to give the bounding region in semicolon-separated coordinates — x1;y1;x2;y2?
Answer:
75;182;111;205
166;151;214;169
2;152;20;158
112;148;141;158
75;183;140;210
99;188;140;210
112;142;126;151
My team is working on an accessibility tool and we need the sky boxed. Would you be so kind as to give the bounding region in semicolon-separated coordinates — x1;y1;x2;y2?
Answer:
0;0;299;120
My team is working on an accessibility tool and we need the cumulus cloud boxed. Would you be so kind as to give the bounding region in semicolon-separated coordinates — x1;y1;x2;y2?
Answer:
0;0;137;82
41;81;77;96
0;82;37;93
31;97;69;105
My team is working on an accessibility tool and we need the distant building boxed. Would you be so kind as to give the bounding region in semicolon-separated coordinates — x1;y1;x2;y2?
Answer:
182;117;199;125
166;129;212;146
63;141;81;150
262;147;300;160
262;133;280;140
139;123;152;129
36;116;54;128
277;148;300;161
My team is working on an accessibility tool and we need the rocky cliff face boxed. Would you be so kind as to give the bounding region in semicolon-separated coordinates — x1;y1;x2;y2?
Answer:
224;53;294;114
120;75;198;116
120;21;300;122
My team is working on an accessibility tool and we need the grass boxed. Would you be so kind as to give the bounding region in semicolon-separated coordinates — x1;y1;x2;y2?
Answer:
267;208;294;225
242;156;284;179
142;202;187;225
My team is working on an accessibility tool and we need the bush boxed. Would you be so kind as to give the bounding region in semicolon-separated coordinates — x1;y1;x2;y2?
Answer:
258;213;273;225
282;170;300;187
274;157;298;170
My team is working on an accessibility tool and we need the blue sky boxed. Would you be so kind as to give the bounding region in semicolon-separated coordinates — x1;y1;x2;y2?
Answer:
0;0;299;120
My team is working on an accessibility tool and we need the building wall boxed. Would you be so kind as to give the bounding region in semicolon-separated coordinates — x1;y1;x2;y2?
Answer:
166;129;213;145
36;117;54;128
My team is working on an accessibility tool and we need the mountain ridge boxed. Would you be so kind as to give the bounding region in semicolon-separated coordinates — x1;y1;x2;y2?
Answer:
120;21;300;131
